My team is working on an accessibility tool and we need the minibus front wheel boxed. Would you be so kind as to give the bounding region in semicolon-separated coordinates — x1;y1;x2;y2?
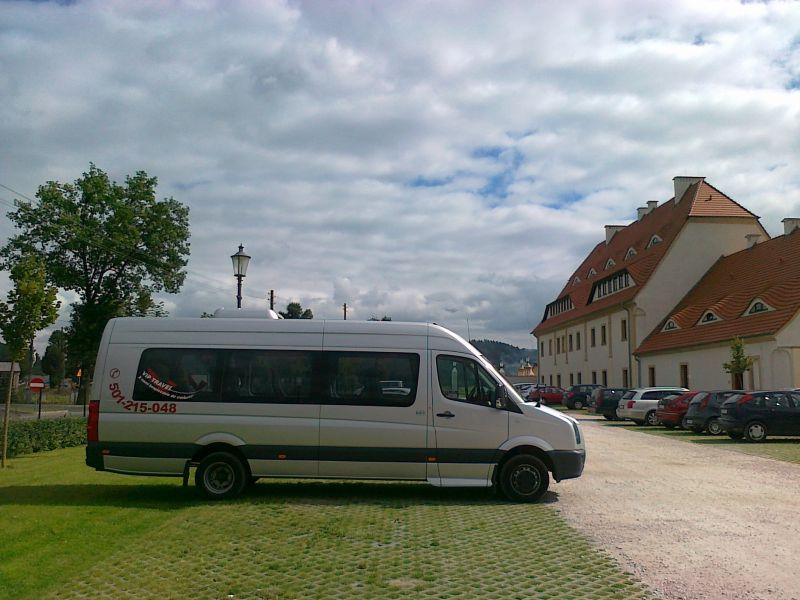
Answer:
196;451;248;500
499;454;550;503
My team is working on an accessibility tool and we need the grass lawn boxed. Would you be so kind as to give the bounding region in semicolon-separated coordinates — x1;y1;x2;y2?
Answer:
599;419;800;465
0;447;651;600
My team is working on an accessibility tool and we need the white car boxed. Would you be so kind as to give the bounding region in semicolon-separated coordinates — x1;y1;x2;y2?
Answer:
616;387;688;425
86;316;585;502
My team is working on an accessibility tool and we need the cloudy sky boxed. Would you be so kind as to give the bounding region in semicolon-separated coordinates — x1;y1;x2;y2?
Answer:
1;0;799;350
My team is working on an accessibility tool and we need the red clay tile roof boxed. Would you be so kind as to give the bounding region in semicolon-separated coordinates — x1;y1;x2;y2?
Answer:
636;230;800;355
533;180;759;336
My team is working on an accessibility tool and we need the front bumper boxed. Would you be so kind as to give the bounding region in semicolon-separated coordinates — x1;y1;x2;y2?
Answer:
547;449;585;482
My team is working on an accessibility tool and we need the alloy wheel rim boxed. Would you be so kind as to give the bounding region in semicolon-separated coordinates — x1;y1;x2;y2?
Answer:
510;465;541;496
647;412;657;425
748;423;765;440
708;420;721;435
204;462;235;494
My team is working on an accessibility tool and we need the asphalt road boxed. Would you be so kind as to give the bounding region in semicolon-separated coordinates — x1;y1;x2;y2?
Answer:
554;414;800;599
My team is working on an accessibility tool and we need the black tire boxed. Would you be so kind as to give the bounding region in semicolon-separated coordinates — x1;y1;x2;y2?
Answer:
728;432;743;440
744;421;768;443
603;414;615;421
195;451;248;500
499;454;550;503
574;400;584;410
680;415;689;429
706;418;723;436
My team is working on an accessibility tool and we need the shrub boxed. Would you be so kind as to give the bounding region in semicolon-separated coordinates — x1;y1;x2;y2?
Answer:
6;417;86;458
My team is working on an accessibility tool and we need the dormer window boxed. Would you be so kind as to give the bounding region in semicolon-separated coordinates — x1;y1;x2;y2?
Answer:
572;276;581;286
588;268;597;278
605;258;616;270
591;270;633;302
698;310;721;325
744;298;774;316
646;235;663;249
625;247;637;261
544;295;574;320
662;319;679;332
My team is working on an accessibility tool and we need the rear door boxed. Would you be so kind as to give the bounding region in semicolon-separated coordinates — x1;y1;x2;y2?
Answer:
431;353;508;485
766;392;794;435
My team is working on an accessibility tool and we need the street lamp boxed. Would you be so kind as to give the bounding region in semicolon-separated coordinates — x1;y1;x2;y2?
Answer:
230;243;251;309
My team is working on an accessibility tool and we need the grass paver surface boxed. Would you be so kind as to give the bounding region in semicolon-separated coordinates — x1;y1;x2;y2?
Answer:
597;418;800;465
0;446;650;599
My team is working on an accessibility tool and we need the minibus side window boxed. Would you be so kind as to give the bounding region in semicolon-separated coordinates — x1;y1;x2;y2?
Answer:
323;352;419;407
133;348;222;402
222;350;316;404
435;355;495;408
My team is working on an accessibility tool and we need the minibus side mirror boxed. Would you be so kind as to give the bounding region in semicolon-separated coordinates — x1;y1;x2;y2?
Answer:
494;384;508;409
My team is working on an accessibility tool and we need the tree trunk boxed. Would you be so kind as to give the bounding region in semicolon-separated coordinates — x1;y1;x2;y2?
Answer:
2;361;15;468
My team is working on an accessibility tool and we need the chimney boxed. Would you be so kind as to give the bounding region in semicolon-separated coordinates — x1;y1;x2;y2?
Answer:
745;233;762;248
673;176;705;204
637;207;648;220
647;200;658;213
605;225;626;244
782;218;800;235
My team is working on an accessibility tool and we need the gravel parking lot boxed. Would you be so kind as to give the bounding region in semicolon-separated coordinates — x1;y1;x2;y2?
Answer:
554;414;800;599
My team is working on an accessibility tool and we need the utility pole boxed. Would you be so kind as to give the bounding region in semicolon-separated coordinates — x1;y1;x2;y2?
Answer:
343;303;347;320
269;290;275;310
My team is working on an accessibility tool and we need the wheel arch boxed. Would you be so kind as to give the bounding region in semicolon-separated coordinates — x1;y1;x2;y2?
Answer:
192;442;252;477
493;444;555;486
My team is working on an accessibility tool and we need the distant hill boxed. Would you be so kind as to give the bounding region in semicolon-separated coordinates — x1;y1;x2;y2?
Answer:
470;339;537;372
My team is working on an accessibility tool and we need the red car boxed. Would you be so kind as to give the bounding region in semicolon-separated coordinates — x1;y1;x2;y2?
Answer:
528;386;566;405
656;391;701;428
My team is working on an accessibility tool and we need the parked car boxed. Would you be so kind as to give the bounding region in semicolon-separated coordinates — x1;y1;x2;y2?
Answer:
656;391;702;429
683;390;743;434
564;384;603;409
719;390;800;442
616;387;688;425
528;386;566;405
591;387;630;420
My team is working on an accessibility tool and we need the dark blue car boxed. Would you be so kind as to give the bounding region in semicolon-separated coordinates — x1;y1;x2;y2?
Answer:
719;391;800;442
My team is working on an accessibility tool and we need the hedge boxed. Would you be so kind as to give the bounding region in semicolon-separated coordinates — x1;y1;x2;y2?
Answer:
4;418;86;458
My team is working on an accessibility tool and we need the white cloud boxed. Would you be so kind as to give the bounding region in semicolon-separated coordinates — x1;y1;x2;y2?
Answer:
1;0;799;351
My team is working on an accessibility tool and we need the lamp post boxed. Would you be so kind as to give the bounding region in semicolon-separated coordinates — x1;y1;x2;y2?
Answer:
230;244;251;309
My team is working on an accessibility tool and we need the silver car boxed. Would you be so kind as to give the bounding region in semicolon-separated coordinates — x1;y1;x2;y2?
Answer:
616;387;688;425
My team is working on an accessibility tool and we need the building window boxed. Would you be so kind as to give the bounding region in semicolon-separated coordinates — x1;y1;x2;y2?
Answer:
549;339;553;355
625;247;637;261
572;276;580;286
601;370;608;386
605;258;616;270
577;372;582;384
699;310;721;325
744;298;774;316
588;268;597;278
646;234;663;249
540;342;543;356
568;334;573;352
557;374;562;388
622;368;629;388
662;319;679;332
591;270;633;302
545;296;574;320
591;328;596;347
601;325;607;346
576;332;581;350
549;374;553;385
569;373;574;386
648;366;656;387
591;371;597;384
680;364;689;389
621;319;627;342
557;338;561;354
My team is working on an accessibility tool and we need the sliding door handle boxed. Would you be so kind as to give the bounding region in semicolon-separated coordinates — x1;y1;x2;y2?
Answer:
436;411;455;418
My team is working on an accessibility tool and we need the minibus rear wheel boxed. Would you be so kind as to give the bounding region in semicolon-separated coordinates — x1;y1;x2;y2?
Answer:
499;455;549;503
196;452;248;500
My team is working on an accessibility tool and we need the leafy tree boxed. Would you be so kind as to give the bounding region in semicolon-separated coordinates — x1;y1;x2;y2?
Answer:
1;164;190;376
723;337;753;389
368;315;393;321
0;253;60;467
41;337;66;389
200;312;215;318
279;302;313;319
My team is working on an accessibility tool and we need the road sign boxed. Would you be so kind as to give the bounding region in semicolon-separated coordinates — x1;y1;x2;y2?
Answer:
28;377;46;390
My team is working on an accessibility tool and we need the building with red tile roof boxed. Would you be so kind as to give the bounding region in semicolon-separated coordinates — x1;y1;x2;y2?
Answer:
533;176;769;390
635;220;800;390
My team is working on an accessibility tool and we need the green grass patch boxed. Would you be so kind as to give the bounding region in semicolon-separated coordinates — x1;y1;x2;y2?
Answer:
1;447;651;600
603;420;800;465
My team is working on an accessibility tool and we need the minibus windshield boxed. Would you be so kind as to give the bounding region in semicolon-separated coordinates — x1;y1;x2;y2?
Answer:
475;354;525;406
